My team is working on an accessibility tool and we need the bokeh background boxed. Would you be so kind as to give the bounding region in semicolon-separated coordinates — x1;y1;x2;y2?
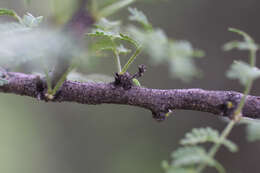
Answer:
0;0;260;173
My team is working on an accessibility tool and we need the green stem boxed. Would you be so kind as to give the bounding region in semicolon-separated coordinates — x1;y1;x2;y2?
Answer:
196;120;236;173
114;50;122;73
234;80;253;115
99;0;135;18
44;69;52;94
50;64;75;96
197;42;257;173
120;46;142;74
250;49;256;67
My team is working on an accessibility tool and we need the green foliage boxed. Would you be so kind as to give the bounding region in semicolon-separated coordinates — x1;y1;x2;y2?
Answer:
89;7;204;82
88;17;141;74
88;22;139;48
21;13;43;28
164;146;225;173
225;28;259;86
128;7;152;30
223;28;258;51
224;28;259;147
132;78;141;86
0;8;21;22
128;26;204;82
98;0;135;18
126;6;204;82
227;61;260;86
1;3;260;173
242;119;260;142
163;127;233;173
0;11;47;68
180;127;237;152
0;9;42;27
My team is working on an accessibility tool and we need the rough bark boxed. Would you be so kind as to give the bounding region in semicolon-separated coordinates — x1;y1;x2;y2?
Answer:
1;69;260;121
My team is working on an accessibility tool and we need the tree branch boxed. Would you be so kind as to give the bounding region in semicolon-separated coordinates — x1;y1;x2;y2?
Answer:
1;69;260;121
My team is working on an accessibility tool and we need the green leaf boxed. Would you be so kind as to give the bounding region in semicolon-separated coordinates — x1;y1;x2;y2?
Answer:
223;40;258;51
89;28;120;40
128;7;152;30
99;0;135;18
90;37;116;52
171;146;225;173
0;8;21;22
21;13;43;27
132;78;141;86
180;127;219;145
127;26;168;62
0;8;16;16
180;127;238;152
227;60;260;86
116;45;131;55
246;121;260;142
127;25;203;82
119;33;139;48
168;41;203;82
88;28;139;48
95;18;121;31
223;28;258;51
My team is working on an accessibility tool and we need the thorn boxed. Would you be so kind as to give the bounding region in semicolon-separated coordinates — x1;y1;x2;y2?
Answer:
132;64;147;79
113;65;147;90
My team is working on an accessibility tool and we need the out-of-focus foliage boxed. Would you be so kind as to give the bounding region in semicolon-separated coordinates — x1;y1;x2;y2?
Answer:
0;8;21;21
226;61;260;86
128;7;152;30
180;127;237;152
163;127;238;173
89;7;204;82
0;11;84;74
21;13;43;27
126;8;204;82
223;28;258;52
0;25;80;70
163;146;225;173
224;28;260;86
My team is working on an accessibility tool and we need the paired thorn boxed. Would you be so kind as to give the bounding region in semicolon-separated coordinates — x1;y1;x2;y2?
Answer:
113;64;147;90
113;65;173;122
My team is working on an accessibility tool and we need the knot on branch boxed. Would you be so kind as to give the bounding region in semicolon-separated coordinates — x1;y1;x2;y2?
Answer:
35;76;48;101
219;93;243;119
152;109;173;122
113;65;146;90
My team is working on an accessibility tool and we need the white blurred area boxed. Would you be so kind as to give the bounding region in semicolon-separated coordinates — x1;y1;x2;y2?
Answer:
0;22;84;72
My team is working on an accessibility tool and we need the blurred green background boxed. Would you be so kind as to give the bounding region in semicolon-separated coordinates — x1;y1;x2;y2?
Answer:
0;0;260;173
